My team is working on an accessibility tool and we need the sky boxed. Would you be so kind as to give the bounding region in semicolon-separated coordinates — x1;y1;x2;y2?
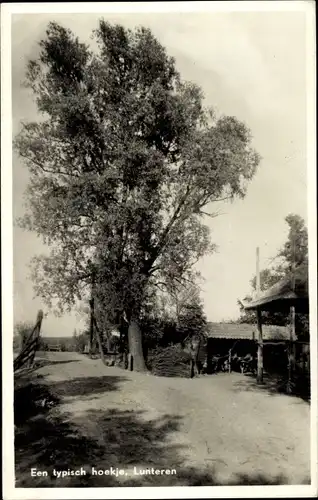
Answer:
10;7;309;337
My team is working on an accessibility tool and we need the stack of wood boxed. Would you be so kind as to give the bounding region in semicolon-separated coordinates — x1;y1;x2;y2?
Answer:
147;345;192;377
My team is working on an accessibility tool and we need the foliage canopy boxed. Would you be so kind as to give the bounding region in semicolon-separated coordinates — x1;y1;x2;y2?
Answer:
15;21;260;368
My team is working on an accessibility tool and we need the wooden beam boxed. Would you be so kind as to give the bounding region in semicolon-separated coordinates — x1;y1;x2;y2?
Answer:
255;247;263;384
287;305;296;393
256;247;260;295
14;310;43;371
287;232;297;394
256;308;264;384
290;305;296;340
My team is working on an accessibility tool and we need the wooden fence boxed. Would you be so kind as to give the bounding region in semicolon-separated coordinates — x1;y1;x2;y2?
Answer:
14;310;43;371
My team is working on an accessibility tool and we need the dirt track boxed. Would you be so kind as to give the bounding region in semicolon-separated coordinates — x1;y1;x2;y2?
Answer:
15;351;310;487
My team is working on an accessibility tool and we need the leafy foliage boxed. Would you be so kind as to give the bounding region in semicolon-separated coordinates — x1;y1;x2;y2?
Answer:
14;321;35;350
177;299;207;341
72;331;89;353
15;21;260;367
277;214;308;272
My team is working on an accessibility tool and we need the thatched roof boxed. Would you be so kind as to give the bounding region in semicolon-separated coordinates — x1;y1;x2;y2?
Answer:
206;322;289;341
243;266;308;312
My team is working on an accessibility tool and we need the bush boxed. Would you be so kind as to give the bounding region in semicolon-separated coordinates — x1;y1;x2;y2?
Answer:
73;333;89;353
14;321;34;349
38;338;48;351
13;335;21;352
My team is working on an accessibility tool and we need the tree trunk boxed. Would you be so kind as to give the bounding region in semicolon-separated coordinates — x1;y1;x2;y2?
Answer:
94;318;107;365
106;334;112;353
128;319;148;372
89;298;95;356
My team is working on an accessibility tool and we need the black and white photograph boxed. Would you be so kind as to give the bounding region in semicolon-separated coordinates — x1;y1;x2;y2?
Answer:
1;1;317;498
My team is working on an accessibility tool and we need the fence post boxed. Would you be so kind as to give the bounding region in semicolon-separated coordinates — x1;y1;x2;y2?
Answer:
14;310;44;372
27;310;44;368
228;349;232;373
256;308;264;384
287;305;296;394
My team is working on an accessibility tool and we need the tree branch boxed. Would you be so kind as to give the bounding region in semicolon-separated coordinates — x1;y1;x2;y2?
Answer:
145;186;191;271
19;153;81;178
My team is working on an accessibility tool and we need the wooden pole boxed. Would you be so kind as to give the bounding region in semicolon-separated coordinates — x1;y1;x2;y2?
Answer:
256;309;264;383
14;310;44;372
28;310;44;367
256;247;263;384
287;304;296;393
287;233;297;393
256;247;261;295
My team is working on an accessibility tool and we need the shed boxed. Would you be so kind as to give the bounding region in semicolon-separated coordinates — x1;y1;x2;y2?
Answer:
243;266;308;313
206;322;289;341
242;265;309;385
205;322;289;369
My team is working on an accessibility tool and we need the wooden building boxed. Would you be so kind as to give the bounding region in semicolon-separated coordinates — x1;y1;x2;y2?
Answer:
243;266;309;388
205;322;290;373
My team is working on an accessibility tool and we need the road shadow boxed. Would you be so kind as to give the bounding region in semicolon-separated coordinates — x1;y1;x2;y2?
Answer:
15;372;129;417
14;374;297;488
232;373;310;402
48;375;129;400
14;359;81;379
226;472;309;485
36;358;81;367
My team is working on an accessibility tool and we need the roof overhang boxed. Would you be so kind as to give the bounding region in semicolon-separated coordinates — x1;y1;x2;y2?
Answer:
243;268;308;312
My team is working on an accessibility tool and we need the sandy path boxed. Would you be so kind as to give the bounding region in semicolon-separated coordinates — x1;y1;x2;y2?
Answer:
16;352;310;486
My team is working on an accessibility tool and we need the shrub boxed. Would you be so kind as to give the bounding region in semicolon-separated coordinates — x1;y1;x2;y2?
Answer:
14;321;34;350
13;335;21;352
73;333;89;353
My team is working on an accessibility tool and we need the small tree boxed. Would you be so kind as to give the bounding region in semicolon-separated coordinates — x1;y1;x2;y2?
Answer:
73;331;89;353
178;299;207;342
278;214;308;272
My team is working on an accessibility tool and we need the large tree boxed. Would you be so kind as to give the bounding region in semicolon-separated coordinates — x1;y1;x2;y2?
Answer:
15;21;260;371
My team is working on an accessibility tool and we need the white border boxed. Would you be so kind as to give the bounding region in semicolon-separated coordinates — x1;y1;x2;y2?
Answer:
1;1;314;14
306;1;318;494
1;2;317;499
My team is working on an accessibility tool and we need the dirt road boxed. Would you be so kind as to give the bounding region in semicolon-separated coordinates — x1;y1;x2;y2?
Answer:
15;351;310;487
